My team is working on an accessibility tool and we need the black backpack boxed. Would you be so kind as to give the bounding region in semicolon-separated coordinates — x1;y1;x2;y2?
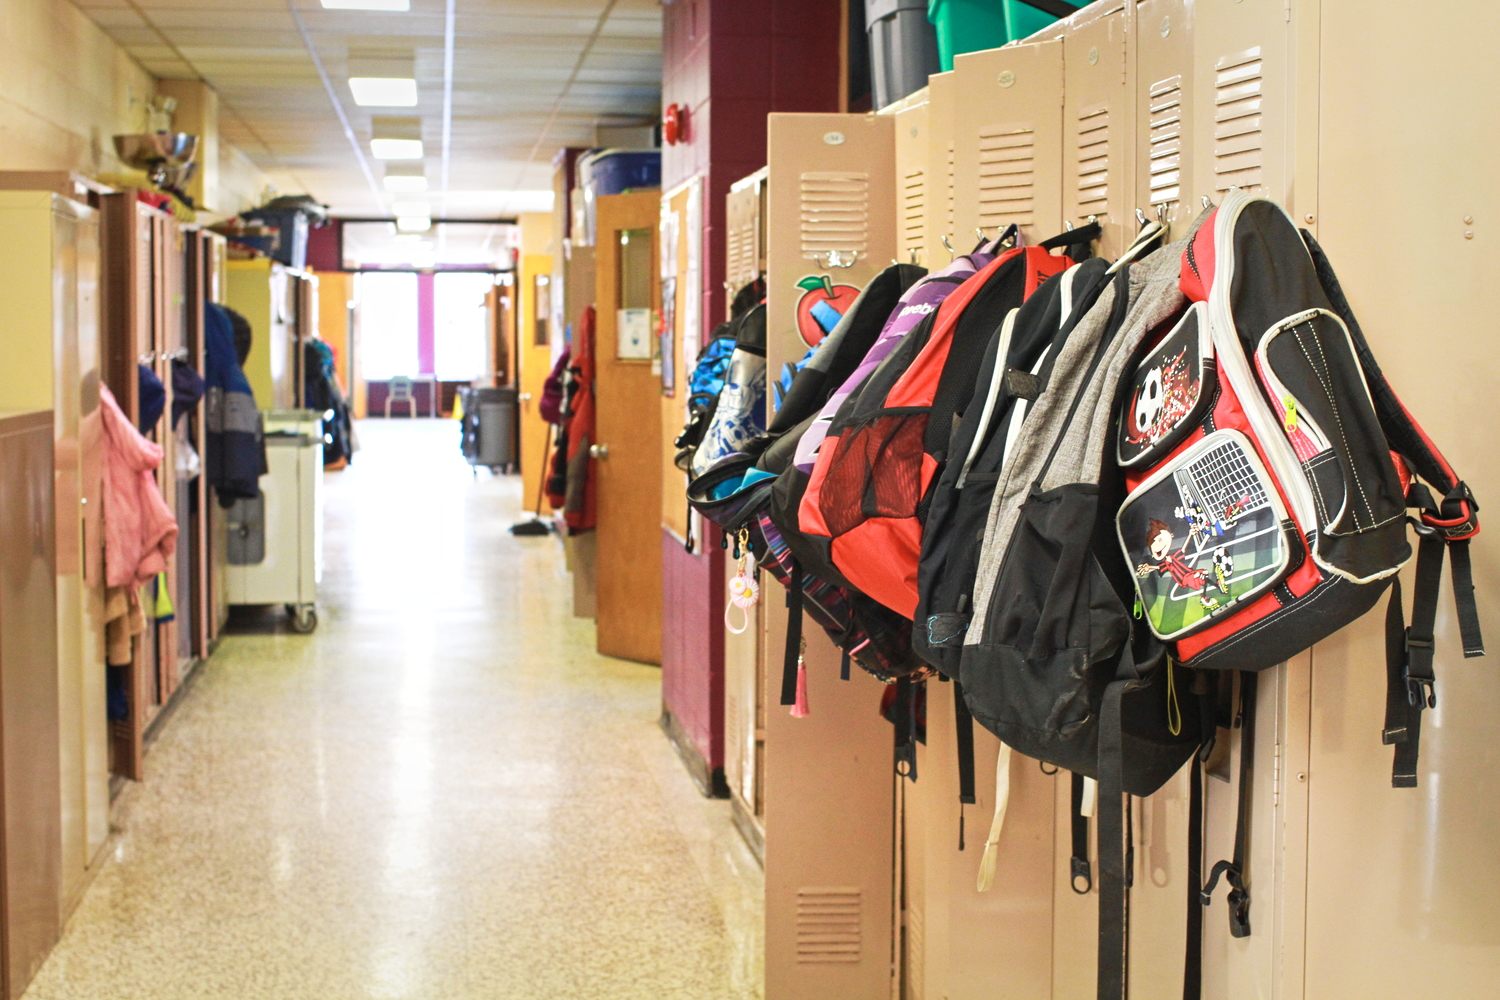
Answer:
915;256;1115;678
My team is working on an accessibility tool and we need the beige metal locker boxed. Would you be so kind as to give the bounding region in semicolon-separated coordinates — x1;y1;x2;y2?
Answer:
725;169;767;303
1190;0;1294;211
763;111;896;1000
1060;3;1136;258
923;71;956;268
723;170;768;861
952;40;1065;248
1298;2;1500;996
885;87;931;268
1134;0;1197;234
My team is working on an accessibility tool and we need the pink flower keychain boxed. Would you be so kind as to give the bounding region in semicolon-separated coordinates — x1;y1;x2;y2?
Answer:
725;528;760;634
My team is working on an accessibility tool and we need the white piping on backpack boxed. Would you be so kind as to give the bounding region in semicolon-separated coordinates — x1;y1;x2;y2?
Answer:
956;308;1019;489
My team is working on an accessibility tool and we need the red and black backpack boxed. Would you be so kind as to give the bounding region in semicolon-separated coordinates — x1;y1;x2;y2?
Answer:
797;228;1097;620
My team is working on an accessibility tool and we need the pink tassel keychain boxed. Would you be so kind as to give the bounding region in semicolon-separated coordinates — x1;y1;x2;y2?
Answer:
790;635;810;718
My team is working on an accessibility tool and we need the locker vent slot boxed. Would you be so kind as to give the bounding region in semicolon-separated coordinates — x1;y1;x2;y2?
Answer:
1148;75;1183;205
978;124;1035;229
902;166;925;261
727;219;755;292
1075;102;1111;220
1214;46;1263;191
796;887;861;963
799;172;869;261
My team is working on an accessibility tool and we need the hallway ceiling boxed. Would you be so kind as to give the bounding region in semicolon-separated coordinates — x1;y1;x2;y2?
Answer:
77;0;663;218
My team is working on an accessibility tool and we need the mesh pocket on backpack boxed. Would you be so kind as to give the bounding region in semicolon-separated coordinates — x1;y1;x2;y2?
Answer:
817;410;927;538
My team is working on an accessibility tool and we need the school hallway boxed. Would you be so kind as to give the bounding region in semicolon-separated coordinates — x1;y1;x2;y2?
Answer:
22;419;763;1000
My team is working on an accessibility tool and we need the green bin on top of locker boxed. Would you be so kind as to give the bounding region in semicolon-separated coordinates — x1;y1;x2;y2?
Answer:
927;0;1085;72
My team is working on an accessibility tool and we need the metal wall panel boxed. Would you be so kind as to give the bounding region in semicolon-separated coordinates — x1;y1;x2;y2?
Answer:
763;112;897;1000
1061;4;1135;258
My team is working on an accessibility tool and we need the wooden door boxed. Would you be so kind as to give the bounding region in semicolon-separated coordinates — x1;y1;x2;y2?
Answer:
592;191;662;664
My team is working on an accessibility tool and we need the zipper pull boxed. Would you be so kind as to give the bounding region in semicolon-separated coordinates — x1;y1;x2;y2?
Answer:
1133;594;1143;619
1282;396;1298;433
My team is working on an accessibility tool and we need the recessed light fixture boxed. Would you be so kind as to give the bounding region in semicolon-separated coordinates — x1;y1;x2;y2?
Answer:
370;116;423;160
371;138;423;160
349;77;418;107
320;0;410;10
396;215;432;233
383;174;428;193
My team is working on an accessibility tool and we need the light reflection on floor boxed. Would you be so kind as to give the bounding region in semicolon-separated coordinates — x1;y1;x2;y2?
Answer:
24;418;764;1000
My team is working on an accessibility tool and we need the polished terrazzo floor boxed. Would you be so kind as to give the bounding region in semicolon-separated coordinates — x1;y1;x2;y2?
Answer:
25;419;764;1000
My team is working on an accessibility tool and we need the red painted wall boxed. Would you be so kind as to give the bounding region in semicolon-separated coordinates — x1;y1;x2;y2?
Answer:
658;0;843;792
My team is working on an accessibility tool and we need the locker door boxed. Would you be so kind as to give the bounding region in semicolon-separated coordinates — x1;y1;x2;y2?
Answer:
763;112;895;1000
952;40;1065;248
1062;4;1135;259
924;70;956;268
1135;0;1197;234
1191;0;1293;207
889;89;931;268
725;169;766;304
1302;3;1500;997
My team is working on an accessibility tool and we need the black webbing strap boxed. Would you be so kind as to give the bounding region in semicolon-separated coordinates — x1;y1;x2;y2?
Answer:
1070;773;1092;893
1182;674;1218;1000
894;678;916;780
840;648;851;681
1097;672;1130;1000
1383;480;1486;787
1040;221;1103;258
1202;671;1256;939
954;681;977;805
780;559;802;706
1182;759;1205;1000
954;681;976;850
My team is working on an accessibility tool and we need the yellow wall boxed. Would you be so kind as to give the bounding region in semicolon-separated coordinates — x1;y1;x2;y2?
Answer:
224;258;275;406
0;0;269;216
518;212;555;513
0;192;63;411
314;270;352;389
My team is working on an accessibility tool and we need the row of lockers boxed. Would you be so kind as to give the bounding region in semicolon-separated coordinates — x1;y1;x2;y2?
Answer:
720;1;1499;998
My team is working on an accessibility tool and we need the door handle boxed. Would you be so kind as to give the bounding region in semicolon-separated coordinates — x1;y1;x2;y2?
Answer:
589;444;609;460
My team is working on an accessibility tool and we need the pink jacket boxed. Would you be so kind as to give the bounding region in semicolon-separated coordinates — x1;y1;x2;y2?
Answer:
100;384;178;588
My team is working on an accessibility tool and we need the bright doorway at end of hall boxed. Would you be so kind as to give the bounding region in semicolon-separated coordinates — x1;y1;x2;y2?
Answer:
359;270;499;418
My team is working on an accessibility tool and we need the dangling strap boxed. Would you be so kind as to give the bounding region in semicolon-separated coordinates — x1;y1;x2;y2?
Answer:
840;648;851;680
1070;772;1092;893
894;678;917;781
1202;671;1256;939
780;559;802;707
954;681;977;850
954;681;977;806
975;742;1013;892
1182;758;1205;1000
1097;671;1131;1000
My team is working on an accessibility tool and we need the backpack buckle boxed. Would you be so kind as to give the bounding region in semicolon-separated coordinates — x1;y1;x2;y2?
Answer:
1403;631;1437;709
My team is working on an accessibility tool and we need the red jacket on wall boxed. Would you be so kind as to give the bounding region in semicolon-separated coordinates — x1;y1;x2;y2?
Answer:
561;305;598;533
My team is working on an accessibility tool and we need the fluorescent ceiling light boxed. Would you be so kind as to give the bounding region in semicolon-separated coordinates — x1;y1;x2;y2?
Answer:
321;0;409;10
349;77;417;107
383;174;428;193
371;138;424;160
396;216;432;233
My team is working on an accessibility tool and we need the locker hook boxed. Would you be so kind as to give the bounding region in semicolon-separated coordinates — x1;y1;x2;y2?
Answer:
820;249;860;269
1064;220;1074;231
1201;195;1215;210
1136;208;1148;227
940;234;956;258
138;350;156;364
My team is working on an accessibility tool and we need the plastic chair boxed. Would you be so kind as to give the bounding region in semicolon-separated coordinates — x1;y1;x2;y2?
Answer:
385;376;417;418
